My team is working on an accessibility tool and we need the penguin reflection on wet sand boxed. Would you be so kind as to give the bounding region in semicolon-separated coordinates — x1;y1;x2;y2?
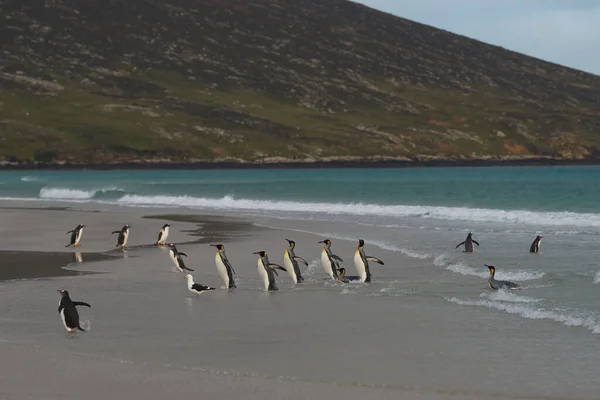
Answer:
168;243;194;272
353;239;384;283
112;224;131;249
210;244;236;289
253;251;286;291
155;223;170;246
57;290;91;332
486;265;520;290
283;239;308;284
530;235;543;253
455;232;479;253
318;239;343;280
65;224;85;248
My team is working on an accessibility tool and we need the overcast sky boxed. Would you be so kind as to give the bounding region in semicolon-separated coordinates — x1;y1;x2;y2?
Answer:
354;0;600;75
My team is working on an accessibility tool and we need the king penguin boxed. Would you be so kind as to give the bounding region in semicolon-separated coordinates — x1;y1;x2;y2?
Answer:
155;224;170;246
455;232;479;253
530;235;543;253
65;224;85;248
168;243;194;272
253;251;286;291
283;239;308;284
353;239;384;283
57;290;91;332
335;267;362;283
112;224;131;249
210;244;236;289
486;265;519;290
318;239;343;280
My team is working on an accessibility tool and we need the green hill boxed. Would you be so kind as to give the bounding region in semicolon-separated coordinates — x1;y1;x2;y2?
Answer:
1;0;600;165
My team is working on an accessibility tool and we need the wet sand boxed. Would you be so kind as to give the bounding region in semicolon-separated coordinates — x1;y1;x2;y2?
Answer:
1;202;599;400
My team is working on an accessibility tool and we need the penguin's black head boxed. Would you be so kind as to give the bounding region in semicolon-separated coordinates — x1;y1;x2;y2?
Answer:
78;224;85;228
337;267;346;276
168;243;176;249
318;239;331;245
285;238;295;247
467;232;473;238
211;244;224;250
536;235;543;240
124;224;131;229
253;251;266;257
57;289;69;297
163;223;170;228
358;239;365;247
485;265;495;275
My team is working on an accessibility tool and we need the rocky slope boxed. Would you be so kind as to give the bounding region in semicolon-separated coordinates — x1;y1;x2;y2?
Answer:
1;0;600;165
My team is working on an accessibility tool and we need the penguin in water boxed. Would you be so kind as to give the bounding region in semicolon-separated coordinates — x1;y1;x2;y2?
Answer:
168;243;194;272
455;232;479;253
155;224;170;246
283;239;308;284
112;224;131;249
253;251;286;291
335;267;362;283
486;265;520;290
65;224;85;248
57;290;91;332
530;235;543;253
353;239;384;283
184;274;216;295
318;239;343;280
210;244;236;289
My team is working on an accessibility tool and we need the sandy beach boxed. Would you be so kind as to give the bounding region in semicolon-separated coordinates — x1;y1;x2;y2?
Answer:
1;201;599;400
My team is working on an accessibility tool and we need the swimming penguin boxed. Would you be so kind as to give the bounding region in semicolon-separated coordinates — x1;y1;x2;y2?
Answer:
168;243;194;272
455;232;479;253
486;265;519;290
65;224;85;248
353;239;384;283
57;290;91;332
253;251;286;291
530;235;543;253
155;224;170;246
210;244;236;289
112;224;131;249
283;239;308;284
318;239;343;280
336;267;362;283
184;274;216;295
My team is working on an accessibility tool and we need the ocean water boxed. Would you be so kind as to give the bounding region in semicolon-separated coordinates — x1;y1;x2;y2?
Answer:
2;166;600;338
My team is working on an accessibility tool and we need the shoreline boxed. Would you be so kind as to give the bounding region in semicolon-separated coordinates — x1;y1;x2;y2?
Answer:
2;157;600;171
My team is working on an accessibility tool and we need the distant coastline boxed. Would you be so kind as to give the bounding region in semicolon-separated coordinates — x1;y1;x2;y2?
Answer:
1;157;600;171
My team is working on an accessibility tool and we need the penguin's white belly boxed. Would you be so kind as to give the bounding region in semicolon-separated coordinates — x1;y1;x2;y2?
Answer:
215;254;229;288
75;229;83;245
60;309;75;332
353;250;367;282
169;251;180;270
160;227;169;244
257;261;269;291
284;250;297;283
321;249;334;279
122;230;129;246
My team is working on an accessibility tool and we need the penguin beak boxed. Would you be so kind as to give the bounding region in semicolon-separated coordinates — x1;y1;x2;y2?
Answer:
210;244;218;248
252;251;261;255
318;240;325;244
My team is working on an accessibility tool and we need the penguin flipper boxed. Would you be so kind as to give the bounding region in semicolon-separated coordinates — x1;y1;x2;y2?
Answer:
65;243;72;247
294;256;309;266
455;241;465;249
77;326;86;332
179;252;188;257
224;259;236;275
473;240;480;246
183;266;195;272
73;301;91;308
331;254;343;262
67;230;74;234
269;263;287;272
366;256;384;265
111;231;120;234
58;304;64;314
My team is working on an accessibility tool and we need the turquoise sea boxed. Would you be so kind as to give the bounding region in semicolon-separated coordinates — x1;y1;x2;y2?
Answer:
2;166;600;337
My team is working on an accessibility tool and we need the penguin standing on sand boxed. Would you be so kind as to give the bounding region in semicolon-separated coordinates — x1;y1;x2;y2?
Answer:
184;274;216;295
168;243;194;272
318;239;343;280
65;224;85;248
155;224;170;246
283;239;308;284
486;265;519;290
57;290;91;332
253;251;286;291
210;244;236;289
530;235;543;253
112;224;131;249
455;232;479;253
353;239;384;283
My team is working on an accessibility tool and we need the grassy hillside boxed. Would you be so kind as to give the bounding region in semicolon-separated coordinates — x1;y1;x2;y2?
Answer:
1;0;600;165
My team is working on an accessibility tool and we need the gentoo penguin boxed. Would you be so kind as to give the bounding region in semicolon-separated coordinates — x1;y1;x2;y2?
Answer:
318;239;343;280
210;244;236;289
155;224;170;246
336;267;362;283
111;224;131;249
184;274;216;295
353;239;384;283
486;265;520;290
168;243;194;272
57;290;91;332
253;251;286;291
530;235;543;253
65;224;85;248
455;232;479;253
283;239;308;284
